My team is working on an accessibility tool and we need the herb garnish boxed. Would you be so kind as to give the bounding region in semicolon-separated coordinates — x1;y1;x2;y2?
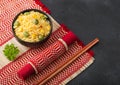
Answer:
3;43;20;61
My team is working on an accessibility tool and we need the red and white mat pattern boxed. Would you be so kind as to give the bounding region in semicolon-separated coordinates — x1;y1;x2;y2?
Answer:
0;27;94;85
30;40;66;73
0;0;94;84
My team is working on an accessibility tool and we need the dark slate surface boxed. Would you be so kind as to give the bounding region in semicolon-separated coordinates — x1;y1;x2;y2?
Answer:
42;0;120;85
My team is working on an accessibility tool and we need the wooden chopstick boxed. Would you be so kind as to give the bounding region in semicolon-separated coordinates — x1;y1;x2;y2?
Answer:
37;38;99;85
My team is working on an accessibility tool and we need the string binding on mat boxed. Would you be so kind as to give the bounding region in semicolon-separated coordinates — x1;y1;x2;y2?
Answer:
34;0;51;14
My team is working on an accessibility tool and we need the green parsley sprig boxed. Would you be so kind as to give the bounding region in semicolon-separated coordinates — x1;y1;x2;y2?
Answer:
3;43;20;61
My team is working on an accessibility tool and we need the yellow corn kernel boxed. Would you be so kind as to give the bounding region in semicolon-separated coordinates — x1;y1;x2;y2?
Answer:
40;29;44;35
32;34;36;39
18;28;23;32
18;16;23;21
32;14;37;18
46;25;50;31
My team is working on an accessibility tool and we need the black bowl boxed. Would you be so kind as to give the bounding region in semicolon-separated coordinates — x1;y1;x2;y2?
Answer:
12;9;52;47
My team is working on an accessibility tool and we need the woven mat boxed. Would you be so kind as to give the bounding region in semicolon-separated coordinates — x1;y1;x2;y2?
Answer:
0;0;94;85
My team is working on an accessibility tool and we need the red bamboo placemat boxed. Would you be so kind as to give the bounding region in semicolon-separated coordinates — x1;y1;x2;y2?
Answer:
0;0;95;84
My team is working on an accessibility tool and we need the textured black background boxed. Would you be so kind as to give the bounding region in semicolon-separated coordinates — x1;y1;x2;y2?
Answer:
42;0;120;85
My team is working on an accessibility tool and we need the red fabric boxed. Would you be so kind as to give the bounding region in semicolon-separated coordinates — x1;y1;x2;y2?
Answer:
42;6;51;14
32;40;66;70
34;0;45;7
60;24;70;32
34;0;51;14
17;31;79;80
18;40;66;80
62;31;78;46
31;41;66;71
17;63;35;80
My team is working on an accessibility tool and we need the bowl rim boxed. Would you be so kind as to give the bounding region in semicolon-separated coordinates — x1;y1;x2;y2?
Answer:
12;9;52;45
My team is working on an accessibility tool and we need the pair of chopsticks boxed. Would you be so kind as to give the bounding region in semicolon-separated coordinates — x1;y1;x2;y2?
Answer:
36;38;99;85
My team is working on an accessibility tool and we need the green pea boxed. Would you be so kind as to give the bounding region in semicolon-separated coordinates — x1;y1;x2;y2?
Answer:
23;31;29;37
24;12;30;15
38;35;44;41
14;21;20;28
41;15;48;20
32;19;39;25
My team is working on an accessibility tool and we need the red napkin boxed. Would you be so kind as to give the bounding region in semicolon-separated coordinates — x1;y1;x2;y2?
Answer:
17;31;78;80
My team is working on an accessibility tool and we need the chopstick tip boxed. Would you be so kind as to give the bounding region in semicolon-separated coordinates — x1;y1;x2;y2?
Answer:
95;38;99;43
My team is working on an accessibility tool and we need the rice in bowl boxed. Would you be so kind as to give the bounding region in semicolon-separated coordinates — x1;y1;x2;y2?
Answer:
13;10;51;43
